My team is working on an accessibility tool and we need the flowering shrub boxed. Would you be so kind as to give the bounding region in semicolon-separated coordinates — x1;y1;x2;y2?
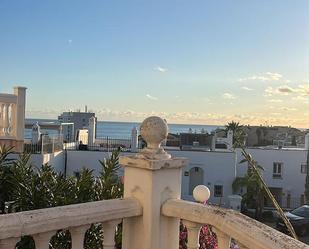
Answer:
179;220;238;249
179;221;218;249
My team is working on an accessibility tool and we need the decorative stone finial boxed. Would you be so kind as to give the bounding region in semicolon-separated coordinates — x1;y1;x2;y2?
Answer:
139;116;171;160
193;185;210;203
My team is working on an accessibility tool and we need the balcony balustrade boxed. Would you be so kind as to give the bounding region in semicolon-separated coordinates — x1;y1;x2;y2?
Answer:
0;116;308;249
0;87;26;152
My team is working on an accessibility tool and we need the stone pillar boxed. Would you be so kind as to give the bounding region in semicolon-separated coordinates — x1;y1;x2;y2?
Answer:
88;116;96;145
13;87;27;141
130;127;138;152
305;133;309;150
227;130;233;150
31;122;41;144
211;132;217;151
120;116;188;249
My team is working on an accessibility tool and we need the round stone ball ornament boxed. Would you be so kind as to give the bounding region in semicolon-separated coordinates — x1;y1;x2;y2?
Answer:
193;185;210;203
139;116;171;160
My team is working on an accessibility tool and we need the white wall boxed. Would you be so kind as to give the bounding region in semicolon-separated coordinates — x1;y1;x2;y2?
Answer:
42;151;64;173
236;148;307;206
10;151;64;172
168;149;236;206
65;149;237;207
66;150;125;176
28;147;308;208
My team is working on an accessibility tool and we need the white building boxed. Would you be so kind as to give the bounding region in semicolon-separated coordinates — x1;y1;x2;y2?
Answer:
236;147;308;208
58;109;96;142
169;149;236;206
23;145;308;209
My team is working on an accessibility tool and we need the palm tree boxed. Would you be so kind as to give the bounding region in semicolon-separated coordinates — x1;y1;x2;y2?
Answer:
225;121;245;147
232;159;265;219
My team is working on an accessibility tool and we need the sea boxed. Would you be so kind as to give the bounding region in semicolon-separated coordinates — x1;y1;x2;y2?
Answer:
25;119;222;139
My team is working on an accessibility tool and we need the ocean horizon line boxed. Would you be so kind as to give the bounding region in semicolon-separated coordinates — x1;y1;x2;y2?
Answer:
25;117;224;127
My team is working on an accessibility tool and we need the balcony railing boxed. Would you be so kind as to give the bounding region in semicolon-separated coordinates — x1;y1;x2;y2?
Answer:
162;199;306;249
0;198;142;249
0;87;26;152
0;116;308;249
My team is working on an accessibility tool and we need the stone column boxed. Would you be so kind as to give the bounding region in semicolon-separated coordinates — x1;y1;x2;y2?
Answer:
88;116;96;145
227;130;233;150
130;127;138;152
13;86;27;141
120;116;188;249
31;122;41;144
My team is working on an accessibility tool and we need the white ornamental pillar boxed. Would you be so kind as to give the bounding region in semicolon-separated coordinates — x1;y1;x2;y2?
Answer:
0;104;4;135
31;122;41;144
120;116;188;249
13;86;27;141
211;132;217;151
305;133;309;150
227;130;233;150
130;127;138;152
88;116;96;145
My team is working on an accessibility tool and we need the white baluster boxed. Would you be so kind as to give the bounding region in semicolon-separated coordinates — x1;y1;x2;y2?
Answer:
102;219;122;249
33;231;55;249
0;103;4;135
213;228;231;249
70;225;90;249
182;220;202;249
3;104;9;136
0;237;19;249
10;104;16;137
5;104;11;135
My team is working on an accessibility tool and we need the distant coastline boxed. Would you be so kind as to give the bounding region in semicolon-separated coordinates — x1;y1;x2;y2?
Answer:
25;118;222;139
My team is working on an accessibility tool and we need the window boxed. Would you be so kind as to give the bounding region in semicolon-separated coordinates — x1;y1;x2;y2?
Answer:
214;185;223;197
301;163;308;174
273;162;283;178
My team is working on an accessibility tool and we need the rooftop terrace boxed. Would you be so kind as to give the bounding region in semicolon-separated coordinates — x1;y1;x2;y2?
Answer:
0;115;308;249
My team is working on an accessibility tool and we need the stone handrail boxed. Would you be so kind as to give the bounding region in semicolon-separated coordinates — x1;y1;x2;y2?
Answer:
0;94;17;105
0;198;142;249
162;199;308;249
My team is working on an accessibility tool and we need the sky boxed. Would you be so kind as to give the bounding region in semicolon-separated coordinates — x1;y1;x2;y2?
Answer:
0;0;309;127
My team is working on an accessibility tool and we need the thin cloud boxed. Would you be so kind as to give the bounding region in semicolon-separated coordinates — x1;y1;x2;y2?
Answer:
146;94;158;101
268;99;283;103
222;93;237;100
264;84;309;97
241;86;253;91
238;72;283;82
154;66;168;73
280;107;298;111
277;85;296;94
